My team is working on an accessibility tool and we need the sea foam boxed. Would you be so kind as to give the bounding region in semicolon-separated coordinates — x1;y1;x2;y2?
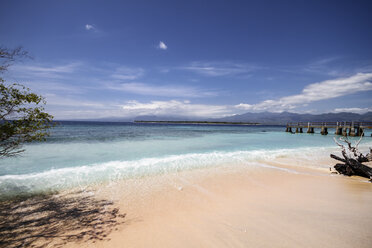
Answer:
0;145;349;197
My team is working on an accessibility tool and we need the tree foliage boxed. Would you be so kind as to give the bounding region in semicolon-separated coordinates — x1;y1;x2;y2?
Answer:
0;47;54;157
0;46;29;72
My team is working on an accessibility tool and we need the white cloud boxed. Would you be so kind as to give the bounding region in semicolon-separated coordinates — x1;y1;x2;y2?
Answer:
121;100;231;117
9;59;371;120
9;62;82;80
19;81;84;95
236;72;372;112
111;66;144;80
43;97;232;120
182;61;260;77
303;57;341;74
158;41;167;50
46;96;106;108
108;82;216;97
235;103;253;109
333;107;372;114
85;24;95;31
13;62;80;73
43;95;134;120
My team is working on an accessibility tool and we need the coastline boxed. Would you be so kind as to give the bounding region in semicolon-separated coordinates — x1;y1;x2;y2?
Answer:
2;136;372;247
133;120;262;125
70;162;372;248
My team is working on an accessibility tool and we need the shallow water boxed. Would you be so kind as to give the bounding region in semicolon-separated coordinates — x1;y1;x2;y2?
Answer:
1;121;371;197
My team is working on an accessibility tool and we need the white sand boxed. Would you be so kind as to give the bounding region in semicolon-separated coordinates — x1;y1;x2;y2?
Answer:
63;162;372;248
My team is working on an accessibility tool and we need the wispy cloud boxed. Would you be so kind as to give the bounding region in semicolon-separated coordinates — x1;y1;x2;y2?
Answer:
110;66;144;80
10;62;82;79
158;41;167;50
10;62;145;83
20;81;84;95
45;98;232;120
44;97;123;120
8;59;372;120
108;82;217;97
333;107;372;114
236;72;372;112
121;100;231;117
302;57;345;76
13;62;80;73
46;95;107;108
275;57;372;78
182;61;260;77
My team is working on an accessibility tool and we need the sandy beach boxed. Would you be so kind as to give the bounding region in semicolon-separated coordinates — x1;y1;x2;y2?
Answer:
2;159;372;248
2;124;372;248
56;162;372;248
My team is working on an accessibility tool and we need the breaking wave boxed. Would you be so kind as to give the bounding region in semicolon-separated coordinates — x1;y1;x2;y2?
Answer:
0;145;348;197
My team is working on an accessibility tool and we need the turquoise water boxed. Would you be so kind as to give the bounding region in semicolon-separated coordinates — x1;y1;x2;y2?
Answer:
1;122;371;197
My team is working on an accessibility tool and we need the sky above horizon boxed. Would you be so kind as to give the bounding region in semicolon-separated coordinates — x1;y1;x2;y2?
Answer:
1;0;372;120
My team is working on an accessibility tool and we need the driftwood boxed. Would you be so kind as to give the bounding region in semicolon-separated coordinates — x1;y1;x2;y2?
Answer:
330;136;372;179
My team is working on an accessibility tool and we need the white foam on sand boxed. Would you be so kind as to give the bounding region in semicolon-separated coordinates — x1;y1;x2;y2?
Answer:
1;143;371;197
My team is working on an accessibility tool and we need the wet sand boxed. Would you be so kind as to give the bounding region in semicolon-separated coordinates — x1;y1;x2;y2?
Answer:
64;162;372;248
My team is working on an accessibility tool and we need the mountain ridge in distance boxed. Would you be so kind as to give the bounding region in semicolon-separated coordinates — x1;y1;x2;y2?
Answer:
59;112;372;124
211;111;372;125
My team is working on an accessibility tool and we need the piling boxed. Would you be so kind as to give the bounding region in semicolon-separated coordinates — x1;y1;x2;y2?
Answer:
335;126;342;135
342;127;348;136
355;127;364;136
359;127;364;136
286;121;371;136
321;126;328;135
349;127;356;136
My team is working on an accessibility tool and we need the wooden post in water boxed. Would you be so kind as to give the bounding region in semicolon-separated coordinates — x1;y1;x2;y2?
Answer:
359;127;364;136
348;124;352;136
286;121;371;136
342;127;348;136
349;121;356;136
342;122;348;136
335;122;342;135
349;127;356;136
354;125;364;136
295;126;303;133
321;123;328;135
307;122;314;133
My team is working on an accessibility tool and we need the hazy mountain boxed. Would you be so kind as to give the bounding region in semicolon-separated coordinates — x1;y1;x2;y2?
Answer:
64;115;199;122
60;112;372;124
212;111;372;125
133;115;199;121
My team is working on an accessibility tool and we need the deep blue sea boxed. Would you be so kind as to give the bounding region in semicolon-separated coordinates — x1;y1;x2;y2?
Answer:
1;122;371;197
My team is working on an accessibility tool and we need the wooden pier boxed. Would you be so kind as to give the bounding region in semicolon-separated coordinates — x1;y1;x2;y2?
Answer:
285;121;372;136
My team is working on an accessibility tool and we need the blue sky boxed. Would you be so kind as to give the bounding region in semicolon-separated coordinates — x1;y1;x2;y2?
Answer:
1;0;372;119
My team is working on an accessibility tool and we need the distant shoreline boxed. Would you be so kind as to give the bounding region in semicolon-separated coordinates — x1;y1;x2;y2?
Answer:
134;120;261;125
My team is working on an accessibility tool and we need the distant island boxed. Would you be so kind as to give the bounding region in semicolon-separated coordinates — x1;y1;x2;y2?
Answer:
134;120;260;125
62;111;372;125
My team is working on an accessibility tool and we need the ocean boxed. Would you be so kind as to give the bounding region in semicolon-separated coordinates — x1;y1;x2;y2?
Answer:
1;121;371;198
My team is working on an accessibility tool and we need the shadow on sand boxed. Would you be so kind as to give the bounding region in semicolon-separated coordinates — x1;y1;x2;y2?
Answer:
0;190;126;248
